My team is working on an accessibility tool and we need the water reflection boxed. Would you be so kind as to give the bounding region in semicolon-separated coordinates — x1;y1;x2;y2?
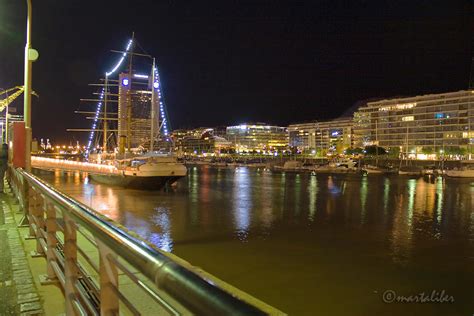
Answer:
383;177;390;216
360;176;368;224
308;176;318;221
233;167;251;241
37;168;474;316
259;172;274;232
150;207;173;252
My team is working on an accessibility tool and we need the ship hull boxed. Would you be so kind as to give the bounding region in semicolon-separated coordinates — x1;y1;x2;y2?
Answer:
89;173;183;190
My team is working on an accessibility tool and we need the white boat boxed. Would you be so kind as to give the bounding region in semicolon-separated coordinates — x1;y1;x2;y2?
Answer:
274;160;304;172
421;165;442;176
445;164;474;178
362;165;384;174
328;158;358;169
398;166;422;176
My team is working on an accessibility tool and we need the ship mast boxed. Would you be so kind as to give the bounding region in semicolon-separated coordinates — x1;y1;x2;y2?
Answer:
150;58;156;152
126;32;135;153
103;76;108;152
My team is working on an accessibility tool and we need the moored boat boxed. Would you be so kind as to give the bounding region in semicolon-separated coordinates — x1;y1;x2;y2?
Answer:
445;163;474;178
398;166;422;176
361;165;384;174
89;154;187;189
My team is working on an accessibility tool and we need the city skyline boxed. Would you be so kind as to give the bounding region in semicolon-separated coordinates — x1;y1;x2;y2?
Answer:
0;1;472;143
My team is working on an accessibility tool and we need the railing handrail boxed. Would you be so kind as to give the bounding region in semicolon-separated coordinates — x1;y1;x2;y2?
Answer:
16;168;283;315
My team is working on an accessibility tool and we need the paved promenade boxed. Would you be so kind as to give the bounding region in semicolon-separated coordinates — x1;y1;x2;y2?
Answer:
0;187;44;315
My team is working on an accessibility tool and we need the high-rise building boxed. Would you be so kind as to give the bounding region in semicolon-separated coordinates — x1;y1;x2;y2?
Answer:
353;90;474;158
118;72;159;151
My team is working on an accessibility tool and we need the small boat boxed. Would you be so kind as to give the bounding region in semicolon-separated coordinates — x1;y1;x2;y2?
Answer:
445;163;474;178
398;166;422;176
361;165;384;174
246;162;266;168
421;165;442;176
329;158;358;169
274;160;304;172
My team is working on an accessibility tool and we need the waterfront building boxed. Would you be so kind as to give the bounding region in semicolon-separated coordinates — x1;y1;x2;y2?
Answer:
226;123;288;152
288;117;353;155
353;90;474;159
172;128;232;155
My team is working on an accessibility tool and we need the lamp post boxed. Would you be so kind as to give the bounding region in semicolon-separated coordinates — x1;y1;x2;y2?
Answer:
24;0;39;172
0;88;5;143
4;89;9;144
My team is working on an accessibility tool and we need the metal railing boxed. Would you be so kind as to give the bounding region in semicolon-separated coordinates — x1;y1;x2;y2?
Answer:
8;167;285;316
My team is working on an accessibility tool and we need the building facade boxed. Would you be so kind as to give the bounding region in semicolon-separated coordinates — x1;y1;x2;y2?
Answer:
288;117;353;155
226;123;288;152
118;72;159;151
172;128;232;154
353;90;474;158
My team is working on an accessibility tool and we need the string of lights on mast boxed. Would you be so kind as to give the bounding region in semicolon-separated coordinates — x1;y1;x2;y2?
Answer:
86;38;171;154
154;66;170;136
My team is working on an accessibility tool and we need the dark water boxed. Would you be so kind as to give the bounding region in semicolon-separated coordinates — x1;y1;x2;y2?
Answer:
39;166;474;315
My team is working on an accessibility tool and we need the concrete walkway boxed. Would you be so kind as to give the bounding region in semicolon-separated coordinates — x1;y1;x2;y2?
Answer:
0;190;43;315
0;182;63;315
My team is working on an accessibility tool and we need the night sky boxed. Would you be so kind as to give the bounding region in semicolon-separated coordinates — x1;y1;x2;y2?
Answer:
0;0;472;143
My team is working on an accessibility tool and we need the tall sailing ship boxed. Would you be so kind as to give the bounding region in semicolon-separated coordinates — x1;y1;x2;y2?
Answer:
69;34;187;189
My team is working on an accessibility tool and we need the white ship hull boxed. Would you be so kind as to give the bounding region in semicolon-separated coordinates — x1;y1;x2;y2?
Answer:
90;156;187;189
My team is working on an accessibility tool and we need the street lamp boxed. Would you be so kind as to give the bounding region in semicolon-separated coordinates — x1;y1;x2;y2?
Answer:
24;0;39;172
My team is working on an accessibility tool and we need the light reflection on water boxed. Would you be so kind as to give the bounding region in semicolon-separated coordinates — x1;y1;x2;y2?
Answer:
37;168;474;316
233;167;251;241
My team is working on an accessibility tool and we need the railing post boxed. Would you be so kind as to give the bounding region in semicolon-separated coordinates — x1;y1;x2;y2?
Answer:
31;188;45;256
8;168;19;206
97;240;119;315
26;184;35;238
44;201;58;281
63;213;78;316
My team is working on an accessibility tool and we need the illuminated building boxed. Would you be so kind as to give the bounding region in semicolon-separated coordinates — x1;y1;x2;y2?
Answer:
226;123;288;152
118;72;159;150
288;117;353;155
353;90;474;158
172;128;232;154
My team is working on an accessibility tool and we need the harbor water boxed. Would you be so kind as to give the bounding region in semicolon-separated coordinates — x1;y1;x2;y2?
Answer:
38;166;474;315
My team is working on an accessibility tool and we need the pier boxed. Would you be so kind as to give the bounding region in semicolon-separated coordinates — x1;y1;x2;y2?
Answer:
31;157;119;175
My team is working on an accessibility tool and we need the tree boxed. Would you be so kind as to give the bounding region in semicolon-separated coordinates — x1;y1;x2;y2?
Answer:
444;147;466;156
421;147;434;155
364;145;387;155
387;147;400;158
345;147;363;155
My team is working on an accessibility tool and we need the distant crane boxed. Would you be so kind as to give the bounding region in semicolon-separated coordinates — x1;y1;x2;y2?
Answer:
0;86;38;112
0;86;38;142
